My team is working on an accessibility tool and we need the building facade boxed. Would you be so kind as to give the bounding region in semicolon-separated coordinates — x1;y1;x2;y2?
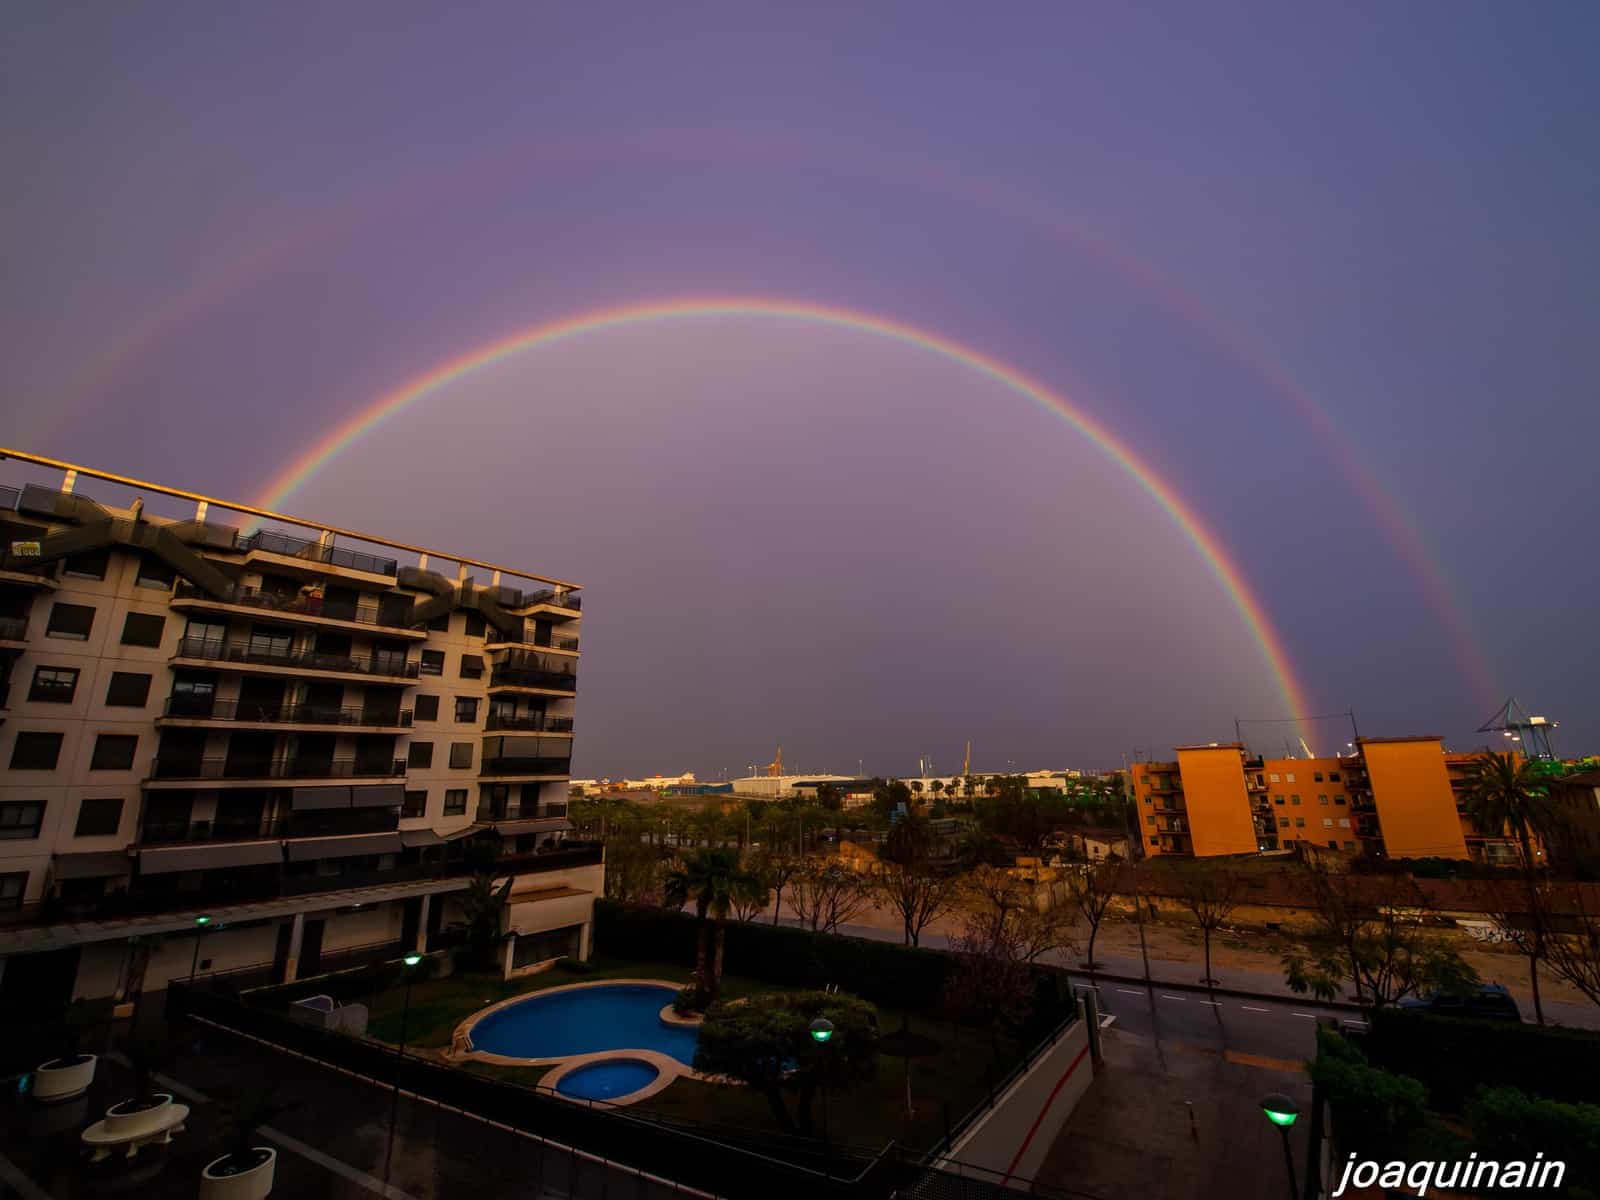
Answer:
0;453;601;1017
1130;736;1498;862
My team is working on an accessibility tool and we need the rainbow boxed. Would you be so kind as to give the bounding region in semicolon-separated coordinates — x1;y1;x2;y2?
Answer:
256;297;1315;722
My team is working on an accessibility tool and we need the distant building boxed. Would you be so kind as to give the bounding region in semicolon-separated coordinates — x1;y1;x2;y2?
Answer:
1548;769;1600;871
621;772;697;791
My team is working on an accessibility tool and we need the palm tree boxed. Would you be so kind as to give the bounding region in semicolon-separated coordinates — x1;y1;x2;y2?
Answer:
664;847;760;1004
1464;751;1563;1023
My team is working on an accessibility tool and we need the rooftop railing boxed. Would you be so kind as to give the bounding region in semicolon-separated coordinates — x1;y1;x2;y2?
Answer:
238;528;398;577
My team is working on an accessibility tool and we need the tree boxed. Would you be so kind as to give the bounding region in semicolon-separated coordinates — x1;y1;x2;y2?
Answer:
1463;751;1564;1023
1172;863;1246;987
875;824;962;946
760;851;803;926
1281;865;1478;1007
604;838;663;904
942;914;1035;1057
929;780;945;801
815;784;844;812
729;859;773;923
664;847;761;1005
871;778;911;824
785;861;874;933
461;871;513;967
1538;883;1600;1009
694;991;879;1134
1063;860;1119;971
881;814;934;866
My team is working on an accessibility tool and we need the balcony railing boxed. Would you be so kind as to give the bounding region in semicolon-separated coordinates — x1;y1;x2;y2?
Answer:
150;755;406;781
174;581;413;629
521;589;581;611
485;627;581;652
139;818;289;845
479;757;573;777
175;636;418;678
484;713;574;733
161;696;413;727
238;528;398;577
475;803;570;822
0;617;25;641
489;665;577;693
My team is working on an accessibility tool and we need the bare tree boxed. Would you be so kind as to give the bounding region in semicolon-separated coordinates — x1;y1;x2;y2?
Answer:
1172;863;1247;987
1063;860;1119;971
1475;877;1550;1024
759;851;803;926
1011;900;1078;965
942;913;1035;1058
1540;884;1600;1009
962;865;1033;945
875;859;963;947
786;861;874;933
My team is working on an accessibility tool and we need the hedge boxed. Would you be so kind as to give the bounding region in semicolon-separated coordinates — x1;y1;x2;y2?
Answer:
594;901;955;1010
1468;1087;1600;1189
1309;1028;1427;1158
1365;1008;1600;1112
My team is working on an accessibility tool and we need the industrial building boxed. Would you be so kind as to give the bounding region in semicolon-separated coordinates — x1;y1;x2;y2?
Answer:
0;451;601;1017
1129;736;1529;863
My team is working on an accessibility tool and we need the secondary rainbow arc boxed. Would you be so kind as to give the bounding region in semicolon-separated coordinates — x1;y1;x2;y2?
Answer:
255;297;1315;723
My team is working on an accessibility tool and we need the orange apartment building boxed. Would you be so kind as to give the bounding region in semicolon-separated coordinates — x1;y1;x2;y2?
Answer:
1131;736;1495;862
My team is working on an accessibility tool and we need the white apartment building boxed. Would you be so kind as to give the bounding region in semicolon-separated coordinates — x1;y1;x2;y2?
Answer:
0;452;603;1018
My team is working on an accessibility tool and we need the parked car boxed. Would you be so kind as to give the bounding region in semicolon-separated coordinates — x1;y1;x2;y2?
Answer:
1398;983;1522;1021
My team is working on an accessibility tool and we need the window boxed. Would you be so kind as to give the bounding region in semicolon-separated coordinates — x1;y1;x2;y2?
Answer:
1329;772;1341;782
449;743;473;769
75;798;123;837
1268;773;1280;783
247;626;293;659
90;734;138;771
1295;816;1306;828
62;548;109;579
1344;841;1356;851
105;672;152;707
121;611;166;647
47;602;95;641
1313;772;1324;783
10;732;63;770
1322;818;1333;828
0;873;24;912
427;614;450;633
443;789;467;816
1274;796;1284;806
459;654;484;680
414;695;439;721
1285;773;1296;783
1145;815;1156;826
419;650;444;676
0;802;45;839
29;666;80;703
454;697;479;723
1319;794;1329;805
1334;795;1346;805
135;556;176;590
464;612;486;638
1328;840;1338;849
1338;818;1351;828
1291;795;1301;806
1278;816;1290;828
402;790;427;818
407;742;434;768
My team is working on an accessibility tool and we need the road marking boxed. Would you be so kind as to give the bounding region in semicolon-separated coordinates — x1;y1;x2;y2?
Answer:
1242;1006;1270;1013
1099;1015;1118;1029
1223;1049;1307;1073
1344;1019;1369;1028
1292;1013;1319;1019
1117;988;1144;996
1198;1000;1221;1007
1160;994;1186;1001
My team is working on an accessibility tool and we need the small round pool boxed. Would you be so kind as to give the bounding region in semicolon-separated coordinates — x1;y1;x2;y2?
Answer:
468;983;698;1064
555;1058;660;1101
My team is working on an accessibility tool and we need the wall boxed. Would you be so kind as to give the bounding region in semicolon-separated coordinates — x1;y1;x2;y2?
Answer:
1260;756;1354;851
1362;739;1468;859
938;1015;1093;1184
1175;747;1257;856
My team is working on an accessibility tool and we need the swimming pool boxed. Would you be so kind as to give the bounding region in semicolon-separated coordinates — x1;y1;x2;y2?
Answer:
467;983;699;1065
555;1058;661;1101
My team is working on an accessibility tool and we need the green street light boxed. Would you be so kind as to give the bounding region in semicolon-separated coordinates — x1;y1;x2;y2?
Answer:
1260;1093;1299;1127
808;1017;835;1044
403;954;423;967
194;914;211;926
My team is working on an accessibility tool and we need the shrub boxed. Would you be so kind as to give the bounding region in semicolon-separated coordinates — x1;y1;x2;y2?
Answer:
1468;1087;1600;1188
1365;1008;1600;1111
673;982;710;1015
1309;1030;1427;1158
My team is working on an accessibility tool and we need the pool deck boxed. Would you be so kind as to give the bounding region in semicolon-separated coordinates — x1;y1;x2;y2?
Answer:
448;977;729;1104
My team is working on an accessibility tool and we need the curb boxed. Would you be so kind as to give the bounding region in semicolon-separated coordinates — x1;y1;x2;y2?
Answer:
1062;967;1369;1014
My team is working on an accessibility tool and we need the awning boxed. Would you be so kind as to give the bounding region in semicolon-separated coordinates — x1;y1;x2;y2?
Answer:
352;784;404;808
139;841;283;874
52;851;133;880
399;829;444;848
285;833;403;861
292;786;352;811
487;817;573;838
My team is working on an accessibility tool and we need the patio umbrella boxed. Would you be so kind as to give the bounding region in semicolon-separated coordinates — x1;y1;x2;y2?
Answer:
877;1018;941;1118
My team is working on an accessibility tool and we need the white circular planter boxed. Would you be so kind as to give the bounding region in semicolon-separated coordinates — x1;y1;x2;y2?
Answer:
104;1093;175;1137
200;1147;276;1200
33;1054;97;1103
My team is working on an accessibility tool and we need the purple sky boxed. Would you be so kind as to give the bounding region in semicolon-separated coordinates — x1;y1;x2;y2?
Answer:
5;2;1597;775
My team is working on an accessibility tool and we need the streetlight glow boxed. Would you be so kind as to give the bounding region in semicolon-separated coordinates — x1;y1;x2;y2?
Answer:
809;1017;835;1044
403;953;422;967
194;914;211;926
1260;1092;1299;1127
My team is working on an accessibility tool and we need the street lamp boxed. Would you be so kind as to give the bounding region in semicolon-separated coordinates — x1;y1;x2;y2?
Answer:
1259;1092;1300;1200
384;953;426;1186
809;1018;835;1189
187;915;212;988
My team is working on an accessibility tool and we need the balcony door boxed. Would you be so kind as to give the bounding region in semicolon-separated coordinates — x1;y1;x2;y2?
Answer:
291;733;336;778
224;731;276;778
170;671;218;717
302;681;344;724
361;686;402;727
237;677;286;722
155;729;207;779
353;734;396;777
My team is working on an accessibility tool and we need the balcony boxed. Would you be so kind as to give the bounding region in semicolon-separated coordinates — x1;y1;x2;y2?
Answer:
139;817;289;845
237;528;398;577
522;588;581;612
484;626;580;652
489;664;577;694
172;581;423;635
484;713;574;733
174;635;418;680
159;697;413;729
0;617;25;644
479;757;572;778
149;755;407;782
476;803;570;822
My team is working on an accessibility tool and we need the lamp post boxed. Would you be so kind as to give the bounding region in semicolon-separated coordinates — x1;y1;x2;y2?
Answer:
1259;1092;1300;1200
809;1017;835;1190
187;914;212;988
384;953;425;1186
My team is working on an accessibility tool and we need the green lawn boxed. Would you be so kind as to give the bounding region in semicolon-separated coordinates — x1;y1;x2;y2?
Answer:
358;956;1031;1156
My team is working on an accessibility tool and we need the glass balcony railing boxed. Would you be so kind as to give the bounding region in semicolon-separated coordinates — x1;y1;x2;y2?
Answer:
173;581;414;628
489;665;577;692
150;756;406;781
484;713;574;733
478;757;573;778
475;803;570;822
174;636;418;678
161;697;413;726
